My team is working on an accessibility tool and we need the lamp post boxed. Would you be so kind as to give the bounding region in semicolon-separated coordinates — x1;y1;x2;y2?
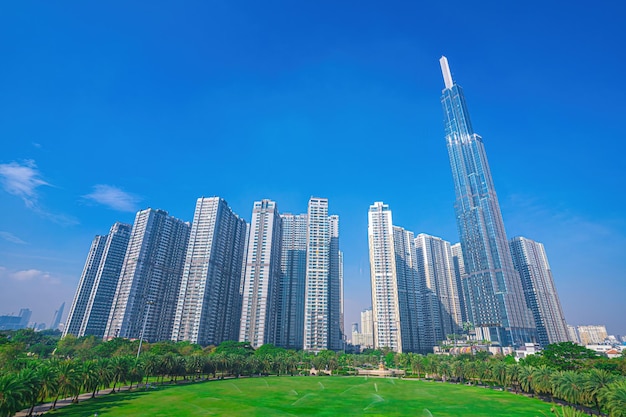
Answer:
137;301;153;360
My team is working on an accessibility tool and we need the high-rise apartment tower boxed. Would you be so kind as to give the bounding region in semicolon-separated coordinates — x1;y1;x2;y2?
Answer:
105;210;189;342
239;199;282;348
64;222;132;338
303;197;343;351
172;197;247;346
277;213;308;350
509;236;570;347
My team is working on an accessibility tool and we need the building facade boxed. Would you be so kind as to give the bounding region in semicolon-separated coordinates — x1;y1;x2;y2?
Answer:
105;209;189;342
79;223;132;338
65;223;133;338
367;202;426;353
509;236;570;347
239;199;282;348
415;234;463;343
64;234;108;337
439;56;536;346
450;242;468;325
277;213;308;350
0;309;32;331
577;325;608;345
303;197;343;351
172;197;247;346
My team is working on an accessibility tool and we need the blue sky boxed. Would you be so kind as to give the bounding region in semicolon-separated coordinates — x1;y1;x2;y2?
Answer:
1;1;625;336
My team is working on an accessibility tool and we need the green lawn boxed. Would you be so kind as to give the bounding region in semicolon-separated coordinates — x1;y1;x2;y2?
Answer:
50;376;554;417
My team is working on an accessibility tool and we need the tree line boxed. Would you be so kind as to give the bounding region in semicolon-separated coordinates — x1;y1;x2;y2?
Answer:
0;329;625;417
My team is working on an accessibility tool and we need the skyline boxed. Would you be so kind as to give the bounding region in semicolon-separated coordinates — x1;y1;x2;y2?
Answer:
1;2;625;336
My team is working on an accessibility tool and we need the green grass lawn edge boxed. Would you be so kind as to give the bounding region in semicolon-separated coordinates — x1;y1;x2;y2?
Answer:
48;376;556;417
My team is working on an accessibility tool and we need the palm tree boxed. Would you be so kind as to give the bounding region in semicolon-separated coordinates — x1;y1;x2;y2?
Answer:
552;370;587;407
94;358;113;396
128;360;145;388
0;372;28;417
186;355;205;380
141;354;160;383
32;364;58;416
531;365;554;399
409;353;423;378
52;360;80;409
16;367;40;417
203;356;217;379
585;368;616;413
80;361;100;399
424;355;439;380
599;379;626;417
506;363;522;393
463;360;479;385
450;358;465;383
110;356;131;392
518;365;535;395
437;360;452;382
490;360;508;387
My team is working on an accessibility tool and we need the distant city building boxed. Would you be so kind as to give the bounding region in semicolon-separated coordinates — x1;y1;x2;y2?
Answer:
415;234;463;344
303;197;343;351
439;56;536;346
0;308;31;331
351;307;374;350
509;236;570;347
277;213;308;350
64;222;132;339
239;200;282;348
105;209;190;343
172;197;247;346
50;302;65;332
360;307;374;348
577;325;608;345
567;325;580;344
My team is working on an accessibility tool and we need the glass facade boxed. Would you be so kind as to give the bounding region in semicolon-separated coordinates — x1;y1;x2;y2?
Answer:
440;56;536;346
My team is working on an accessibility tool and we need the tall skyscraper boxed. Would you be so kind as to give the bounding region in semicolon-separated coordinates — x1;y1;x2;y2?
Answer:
239;199;282;348
50;302;65;332
64;223;133;338
64;234;108;337
367;202;424;353
105;209;190;342
277;213;308;350
329;214;344;350
80;223;132;338
303;197;343;351
439;56;536;346
415;234;463;342
172;197;247;346
509;236;570;347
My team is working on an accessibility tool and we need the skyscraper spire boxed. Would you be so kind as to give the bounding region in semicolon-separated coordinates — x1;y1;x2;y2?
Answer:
439;56;453;89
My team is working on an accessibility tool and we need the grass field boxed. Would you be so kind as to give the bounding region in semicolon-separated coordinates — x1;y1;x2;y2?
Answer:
50;376;554;416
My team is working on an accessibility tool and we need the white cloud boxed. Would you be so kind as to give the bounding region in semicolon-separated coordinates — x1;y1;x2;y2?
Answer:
0;231;26;244
0;267;60;285
0;266;68;321
83;184;140;212
0;160;49;208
